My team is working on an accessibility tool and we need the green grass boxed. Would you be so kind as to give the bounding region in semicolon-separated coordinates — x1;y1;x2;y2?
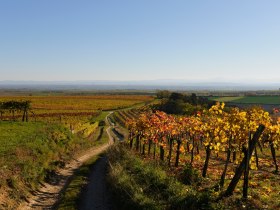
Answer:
210;96;280;104
107;145;212;210
90;125;110;145
107;144;277;210
120;98;158;110
57;155;101;210
90;126;104;141
233;96;280;104
0;121;98;209
210;96;244;102
90;111;109;124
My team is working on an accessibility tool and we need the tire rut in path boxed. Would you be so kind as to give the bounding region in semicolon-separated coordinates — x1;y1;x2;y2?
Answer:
19;144;111;210
78;156;113;210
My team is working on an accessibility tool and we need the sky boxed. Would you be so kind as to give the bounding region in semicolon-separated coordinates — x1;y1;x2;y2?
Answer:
0;0;280;83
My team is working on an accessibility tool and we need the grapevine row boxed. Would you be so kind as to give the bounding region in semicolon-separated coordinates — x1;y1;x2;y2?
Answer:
126;103;280;198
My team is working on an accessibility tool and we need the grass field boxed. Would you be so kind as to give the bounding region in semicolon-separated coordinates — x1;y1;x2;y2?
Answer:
0;121;98;209
210;96;280;104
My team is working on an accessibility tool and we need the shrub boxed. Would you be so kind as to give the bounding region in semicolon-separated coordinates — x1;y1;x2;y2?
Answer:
178;164;202;185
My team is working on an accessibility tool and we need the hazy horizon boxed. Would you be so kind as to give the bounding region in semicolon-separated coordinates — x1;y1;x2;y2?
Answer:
1;79;280;91
1;78;280;85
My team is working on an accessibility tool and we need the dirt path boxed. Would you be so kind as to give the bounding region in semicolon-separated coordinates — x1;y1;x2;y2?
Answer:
78;156;113;210
77;115;119;210
18;113;115;210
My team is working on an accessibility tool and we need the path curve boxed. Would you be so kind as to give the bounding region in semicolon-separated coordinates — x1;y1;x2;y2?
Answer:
18;113;115;210
77;113;121;210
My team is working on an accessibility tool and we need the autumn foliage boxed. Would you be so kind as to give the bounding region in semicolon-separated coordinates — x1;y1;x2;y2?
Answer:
126;103;280;198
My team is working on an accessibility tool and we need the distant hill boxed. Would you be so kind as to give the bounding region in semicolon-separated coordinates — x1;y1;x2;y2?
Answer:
0;80;280;91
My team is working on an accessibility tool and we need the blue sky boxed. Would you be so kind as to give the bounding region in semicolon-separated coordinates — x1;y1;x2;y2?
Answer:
0;0;280;82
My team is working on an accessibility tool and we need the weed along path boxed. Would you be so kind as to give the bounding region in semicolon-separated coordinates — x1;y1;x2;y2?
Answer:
19;113;115;210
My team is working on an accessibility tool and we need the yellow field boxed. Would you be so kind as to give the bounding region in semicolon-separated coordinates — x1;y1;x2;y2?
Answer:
0;95;154;132
0;95;154;111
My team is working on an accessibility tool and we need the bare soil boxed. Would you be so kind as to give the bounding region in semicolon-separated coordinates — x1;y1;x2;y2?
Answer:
78;156;113;210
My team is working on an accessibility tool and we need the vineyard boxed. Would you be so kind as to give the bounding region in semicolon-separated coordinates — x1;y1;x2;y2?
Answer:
0;95;154;137
113;103;280;209
0;95;153;110
110;109;141;127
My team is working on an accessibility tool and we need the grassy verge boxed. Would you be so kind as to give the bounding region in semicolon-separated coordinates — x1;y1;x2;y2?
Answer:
89;125;107;143
57;155;101;210
107;144;213;210
57;122;110;209
90;111;109;124
119;98;158;110
0;121;99;209
107;144;269;210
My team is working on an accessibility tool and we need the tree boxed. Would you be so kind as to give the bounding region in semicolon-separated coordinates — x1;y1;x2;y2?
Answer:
190;93;197;105
169;92;185;101
156;90;171;99
21;101;31;122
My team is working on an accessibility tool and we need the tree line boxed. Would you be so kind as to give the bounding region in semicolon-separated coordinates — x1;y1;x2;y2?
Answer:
0;101;31;122
155;91;215;115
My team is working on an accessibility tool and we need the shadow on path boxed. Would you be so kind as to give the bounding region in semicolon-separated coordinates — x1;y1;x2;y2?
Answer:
78;156;114;210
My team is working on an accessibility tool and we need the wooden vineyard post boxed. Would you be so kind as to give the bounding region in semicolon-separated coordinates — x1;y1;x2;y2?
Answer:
160;145;164;161
243;132;251;199
202;145;211;177
175;139;181;167
129;132;133;149
224;125;265;197
270;142;279;173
